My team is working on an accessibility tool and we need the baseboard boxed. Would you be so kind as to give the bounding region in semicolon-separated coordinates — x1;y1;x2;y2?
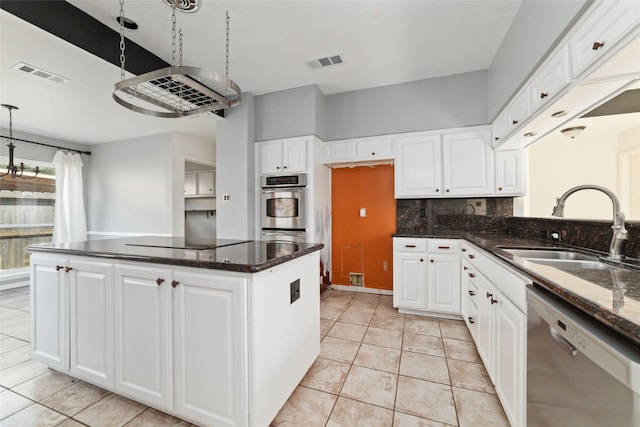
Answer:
329;284;393;295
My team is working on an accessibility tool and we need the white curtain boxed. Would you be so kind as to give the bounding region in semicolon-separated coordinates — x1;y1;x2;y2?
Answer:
52;151;87;243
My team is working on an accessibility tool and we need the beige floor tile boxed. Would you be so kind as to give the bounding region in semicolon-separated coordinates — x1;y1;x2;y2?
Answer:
369;312;405;332
396;376;458;426
353;343;401;374
125;408;191;426
320;336;361;363
363;327;403;349
438;319;473;342
442;339;481;363
347;301;378;314
300;357;351;394
393;411;455;427
379;295;393;306
12;331;30;342
56;419;86;427
326;396;393;427
399;352;450;385
0;321;30;338
339;309;374;326
320;318;335;338
328;321;367;342
353;293;382;304
271;386;336;427
321;305;345;321
40;381;111;417
404;316;441;337
0;337;29;355
0;359;50;388
0;345;32;371
12;370;77;402
402;333;445;357
452;387;509;427
447;359;494;394
0;402;67;427
340;365;397;409
0;389;34;419
74;393;146;427
0;314;30;328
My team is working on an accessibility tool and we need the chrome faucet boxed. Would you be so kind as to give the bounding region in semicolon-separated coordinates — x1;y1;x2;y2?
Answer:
551;185;628;260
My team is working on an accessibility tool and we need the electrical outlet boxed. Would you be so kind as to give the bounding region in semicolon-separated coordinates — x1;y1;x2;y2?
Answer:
223;193;230;202
468;199;487;215
290;279;300;304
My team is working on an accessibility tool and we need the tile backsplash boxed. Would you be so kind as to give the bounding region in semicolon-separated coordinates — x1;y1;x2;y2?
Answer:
395;198;639;259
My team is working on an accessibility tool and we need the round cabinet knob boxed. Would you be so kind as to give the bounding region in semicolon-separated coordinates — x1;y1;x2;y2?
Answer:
468;254;475;259
486;292;493;298
446;189;450;193
540;92;548;99
498;186;503;191
56;265;64;271
463;266;468;271
512;119;519;125
65;266;73;272
420;258;424;262
468;273;475;278
469;290;476;296
494;136;500;141
156;278;165;286
171;280;180;288
371;152;376;156
276;166;280;170
468;317;475;324
435;189;440;192
491;298;498;305
430;259;434;263
461;248;467;252
592;41;604;51
283;166;288;169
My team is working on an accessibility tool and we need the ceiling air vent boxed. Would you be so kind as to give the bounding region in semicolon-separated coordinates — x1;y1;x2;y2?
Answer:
162;0;200;13
12;62;69;85
306;54;343;70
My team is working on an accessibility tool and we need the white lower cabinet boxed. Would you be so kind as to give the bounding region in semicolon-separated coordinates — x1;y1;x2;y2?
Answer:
172;270;246;427
393;238;460;315
69;259;114;389
114;264;171;408
461;242;530;427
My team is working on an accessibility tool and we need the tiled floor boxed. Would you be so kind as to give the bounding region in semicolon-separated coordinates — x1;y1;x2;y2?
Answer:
0;286;509;427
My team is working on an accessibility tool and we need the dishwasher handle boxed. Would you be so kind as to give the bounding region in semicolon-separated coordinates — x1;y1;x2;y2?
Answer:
549;326;578;357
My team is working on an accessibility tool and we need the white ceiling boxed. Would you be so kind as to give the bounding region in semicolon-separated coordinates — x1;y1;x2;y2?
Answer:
0;1;523;146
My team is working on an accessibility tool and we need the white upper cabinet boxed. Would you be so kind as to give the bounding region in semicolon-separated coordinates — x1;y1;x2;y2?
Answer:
528;43;572;113
505;91;530;135
260;138;308;174
324;136;393;167
196;172;215;196
395;134;442;197
494;150;526;196
442;130;493;197
491;112;508;148
570;0;640;79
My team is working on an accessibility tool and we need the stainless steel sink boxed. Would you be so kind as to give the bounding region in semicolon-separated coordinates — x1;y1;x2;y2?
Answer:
501;248;598;261
526;259;620;270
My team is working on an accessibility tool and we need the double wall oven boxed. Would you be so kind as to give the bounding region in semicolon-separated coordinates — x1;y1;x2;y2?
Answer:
260;173;306;243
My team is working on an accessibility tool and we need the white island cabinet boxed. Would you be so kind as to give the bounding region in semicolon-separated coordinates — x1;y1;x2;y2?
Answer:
29;239;321;427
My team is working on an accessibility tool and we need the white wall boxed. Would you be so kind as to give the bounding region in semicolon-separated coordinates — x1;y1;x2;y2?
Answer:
216;93;256;240
87;133;174;236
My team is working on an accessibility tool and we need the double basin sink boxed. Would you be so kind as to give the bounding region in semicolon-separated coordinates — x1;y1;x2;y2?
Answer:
500;248;621;271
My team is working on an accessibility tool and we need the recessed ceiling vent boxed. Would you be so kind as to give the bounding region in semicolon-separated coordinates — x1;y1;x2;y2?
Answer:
306;54;343;70
12;62;69;85
162;0;200;13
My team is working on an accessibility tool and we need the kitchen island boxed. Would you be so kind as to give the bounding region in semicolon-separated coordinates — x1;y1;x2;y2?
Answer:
27;237;323;427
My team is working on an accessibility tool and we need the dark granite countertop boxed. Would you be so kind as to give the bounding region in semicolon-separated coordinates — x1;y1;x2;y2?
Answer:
27;236;323;273
394;231;640;348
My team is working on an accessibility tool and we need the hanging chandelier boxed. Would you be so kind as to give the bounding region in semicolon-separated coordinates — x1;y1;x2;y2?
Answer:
1;104;40;179
112;0;241;118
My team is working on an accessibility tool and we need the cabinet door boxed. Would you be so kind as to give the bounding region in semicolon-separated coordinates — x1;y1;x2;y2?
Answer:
114;265;171;408
197;172;215;196
356;137;393;160
495;294;526;427
282;140;307;172
184;173;197;197
442;131;493;196
395;134;442;198
30;255;68;371
505;91;530;134
495;150;525;196
324;140;356;163
260;141;283;174
491;113;508;148
393;251;428;310
172;270;246;427
427;253;461;314
474;273;497;378
69;259;114;389
528;43;571;113
570;0;640;79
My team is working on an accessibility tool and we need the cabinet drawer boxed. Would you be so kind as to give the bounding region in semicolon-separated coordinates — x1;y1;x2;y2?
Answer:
394;238;427;252
324;140;356;162
528;43;571;113
506;91;530;134
475;250;530;312
356;138;393;160
427;239;461;253
461;243;479;266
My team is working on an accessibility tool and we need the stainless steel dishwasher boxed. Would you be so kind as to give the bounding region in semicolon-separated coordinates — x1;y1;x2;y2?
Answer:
527;285;640;427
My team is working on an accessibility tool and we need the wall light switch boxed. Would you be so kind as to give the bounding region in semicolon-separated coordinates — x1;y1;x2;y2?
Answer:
359;208;366;217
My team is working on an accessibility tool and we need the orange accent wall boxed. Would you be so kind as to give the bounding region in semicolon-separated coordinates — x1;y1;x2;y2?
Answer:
331;165;396;290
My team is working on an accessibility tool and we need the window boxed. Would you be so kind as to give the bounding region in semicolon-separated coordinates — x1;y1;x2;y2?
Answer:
0;161;55;286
